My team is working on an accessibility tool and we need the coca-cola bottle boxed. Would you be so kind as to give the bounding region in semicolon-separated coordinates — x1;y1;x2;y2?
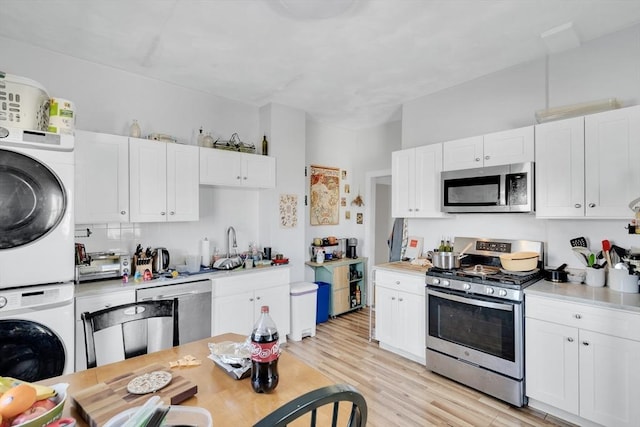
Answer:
250;305;279;393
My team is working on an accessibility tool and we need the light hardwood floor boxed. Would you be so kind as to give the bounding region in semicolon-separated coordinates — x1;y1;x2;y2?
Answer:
285;308;576;427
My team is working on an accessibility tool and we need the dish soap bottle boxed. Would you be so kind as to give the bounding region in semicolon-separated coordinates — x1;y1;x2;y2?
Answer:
262;135;268;156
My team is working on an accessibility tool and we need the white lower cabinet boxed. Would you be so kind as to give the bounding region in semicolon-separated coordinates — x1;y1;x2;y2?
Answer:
211;268;290;343
374;269;425;364
74;289;136;371
525;294;640;427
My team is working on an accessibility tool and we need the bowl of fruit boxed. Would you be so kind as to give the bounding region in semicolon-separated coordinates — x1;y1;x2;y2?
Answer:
0;378;67;427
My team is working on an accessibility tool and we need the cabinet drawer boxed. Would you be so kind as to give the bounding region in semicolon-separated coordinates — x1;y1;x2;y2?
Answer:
75;289;136;318
374;269;425;296
526;294;640;341
211;268;290;297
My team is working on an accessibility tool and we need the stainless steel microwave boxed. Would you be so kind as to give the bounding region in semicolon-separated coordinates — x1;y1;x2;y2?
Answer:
441;162;534;213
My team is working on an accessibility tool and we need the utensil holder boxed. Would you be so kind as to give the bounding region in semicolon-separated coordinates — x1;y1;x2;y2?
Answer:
585;267;606;287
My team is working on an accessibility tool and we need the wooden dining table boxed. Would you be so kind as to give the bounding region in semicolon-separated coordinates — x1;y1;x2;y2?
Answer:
40;333;335;426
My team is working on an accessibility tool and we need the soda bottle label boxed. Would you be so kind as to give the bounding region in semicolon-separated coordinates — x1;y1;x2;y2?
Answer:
251;341;279;363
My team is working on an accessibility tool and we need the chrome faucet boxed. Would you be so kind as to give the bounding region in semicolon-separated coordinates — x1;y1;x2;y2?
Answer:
226;226;237;258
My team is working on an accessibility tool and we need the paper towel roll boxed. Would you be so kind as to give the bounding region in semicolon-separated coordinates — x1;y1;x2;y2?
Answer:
200;238;210;266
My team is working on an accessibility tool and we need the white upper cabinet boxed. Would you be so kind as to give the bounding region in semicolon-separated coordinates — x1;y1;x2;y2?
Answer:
392;143;446;218
199;148;275;188
536;105;640;218
129;138;199;222
75;130;130;224
443;126;534;171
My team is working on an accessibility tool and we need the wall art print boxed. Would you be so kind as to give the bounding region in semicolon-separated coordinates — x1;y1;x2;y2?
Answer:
310;164;340;225
279;194;298;228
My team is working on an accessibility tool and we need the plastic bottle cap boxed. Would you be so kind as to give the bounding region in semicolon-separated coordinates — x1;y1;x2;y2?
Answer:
261;305;269;313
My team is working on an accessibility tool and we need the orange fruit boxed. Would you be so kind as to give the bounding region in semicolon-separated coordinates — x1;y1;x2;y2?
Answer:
0;384;37;418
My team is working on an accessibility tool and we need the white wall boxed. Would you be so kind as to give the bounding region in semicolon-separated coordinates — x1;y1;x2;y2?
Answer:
402;24;640;268
304;119;400;281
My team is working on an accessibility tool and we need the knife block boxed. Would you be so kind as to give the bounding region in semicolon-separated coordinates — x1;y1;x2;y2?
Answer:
133;255;153;277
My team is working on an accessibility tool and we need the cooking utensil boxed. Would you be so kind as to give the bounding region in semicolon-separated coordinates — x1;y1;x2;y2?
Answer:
572;247;589;266
431;251;462;269
545;263;568;282
588;253;596;267
570;237;588;248
602;240;612;269
499;251;539;271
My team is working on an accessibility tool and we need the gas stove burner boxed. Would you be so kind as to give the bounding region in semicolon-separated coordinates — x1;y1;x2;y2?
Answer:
462;264;500;276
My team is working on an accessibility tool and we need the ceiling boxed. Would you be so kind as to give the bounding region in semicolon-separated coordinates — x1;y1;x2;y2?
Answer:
2;0;640;129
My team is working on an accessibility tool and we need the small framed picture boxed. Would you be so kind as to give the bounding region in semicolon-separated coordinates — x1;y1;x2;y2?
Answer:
345;211;351;220
344;184;350;194
356;213;363;224
342;170;347;180
341;197;347;207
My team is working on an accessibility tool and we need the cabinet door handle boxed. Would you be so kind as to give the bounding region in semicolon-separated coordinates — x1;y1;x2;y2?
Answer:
243;176;248;180
574;204;581;208
588;203;596;208
169;211;175;215
582;341;590;346
567;337;574;342
395;281;400;285
574;314;581;319
249;297;254;302
237;176;241;180
415;208;419;211
408;208;413;212
484;155;490;160
161;211;166;216
391;297;396;301
398;297;403;302
475;157;481;162
256;296;261;300
121;210;127;215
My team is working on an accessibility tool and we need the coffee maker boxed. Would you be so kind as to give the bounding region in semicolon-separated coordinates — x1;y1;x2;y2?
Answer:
347;238;358;259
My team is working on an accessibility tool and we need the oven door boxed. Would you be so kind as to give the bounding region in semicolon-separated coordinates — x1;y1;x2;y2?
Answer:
426;287;523;379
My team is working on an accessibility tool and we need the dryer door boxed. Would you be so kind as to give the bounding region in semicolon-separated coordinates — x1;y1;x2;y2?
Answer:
0;319;66;382
0;149;67;249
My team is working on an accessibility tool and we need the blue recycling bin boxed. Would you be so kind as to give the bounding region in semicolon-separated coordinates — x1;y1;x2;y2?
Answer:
315;281;330;323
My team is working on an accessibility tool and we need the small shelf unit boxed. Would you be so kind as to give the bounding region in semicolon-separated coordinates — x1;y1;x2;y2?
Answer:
305;257;367;317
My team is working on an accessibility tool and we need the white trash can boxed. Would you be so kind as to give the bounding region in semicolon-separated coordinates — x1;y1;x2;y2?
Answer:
288;282;318;341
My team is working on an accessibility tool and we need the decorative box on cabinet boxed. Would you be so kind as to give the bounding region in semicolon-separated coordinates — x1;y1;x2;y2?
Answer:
75;130;130;224
129;137;199;222
535;105;640;218
391;144;445;218
373;268;425;364
443;125;534;171
211;268;290;344
305;258;367;316
525;294;640;427
199;148;275;188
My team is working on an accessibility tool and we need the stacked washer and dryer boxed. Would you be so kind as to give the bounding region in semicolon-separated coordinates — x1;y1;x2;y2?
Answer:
0;74;76;382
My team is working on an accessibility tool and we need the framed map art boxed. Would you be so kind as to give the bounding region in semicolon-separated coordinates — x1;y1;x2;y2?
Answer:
310;164;340;225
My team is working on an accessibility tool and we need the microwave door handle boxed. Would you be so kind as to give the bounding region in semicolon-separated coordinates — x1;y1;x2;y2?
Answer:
428;289;513;311
499;173;507;207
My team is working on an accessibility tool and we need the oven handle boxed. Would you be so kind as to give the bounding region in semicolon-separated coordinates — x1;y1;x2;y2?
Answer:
428;288;514;311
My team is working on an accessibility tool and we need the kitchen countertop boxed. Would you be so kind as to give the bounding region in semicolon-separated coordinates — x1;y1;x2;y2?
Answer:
525;280;640;313
374;261;430;276
74;264;291;298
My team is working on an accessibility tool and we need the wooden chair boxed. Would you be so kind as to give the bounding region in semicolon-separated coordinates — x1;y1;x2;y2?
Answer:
81;299;179;369
252;384;367;427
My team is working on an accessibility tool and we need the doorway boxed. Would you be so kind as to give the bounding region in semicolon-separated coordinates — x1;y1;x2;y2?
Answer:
364;169;392;304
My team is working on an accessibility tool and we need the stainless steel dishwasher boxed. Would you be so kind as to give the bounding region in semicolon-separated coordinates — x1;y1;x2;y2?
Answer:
136;279;211;353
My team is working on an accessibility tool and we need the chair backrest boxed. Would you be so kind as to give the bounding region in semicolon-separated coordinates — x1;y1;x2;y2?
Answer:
252;384;367;427
81;299;179;369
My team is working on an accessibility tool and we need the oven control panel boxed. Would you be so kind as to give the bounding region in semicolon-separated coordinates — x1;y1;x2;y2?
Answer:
476;241;511;253
426;275;525;302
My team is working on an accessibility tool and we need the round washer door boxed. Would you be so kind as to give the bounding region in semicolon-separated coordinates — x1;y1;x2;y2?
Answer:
0;149;67;249
0;319;66;382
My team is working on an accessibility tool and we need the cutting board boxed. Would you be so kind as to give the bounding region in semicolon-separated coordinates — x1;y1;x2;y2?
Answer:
72;363;197;427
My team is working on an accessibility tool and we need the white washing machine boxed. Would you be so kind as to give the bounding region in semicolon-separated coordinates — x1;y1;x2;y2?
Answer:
0;282;75;381
0;126;74;289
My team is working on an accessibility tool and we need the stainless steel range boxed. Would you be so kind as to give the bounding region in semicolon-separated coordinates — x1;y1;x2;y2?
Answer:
425;237;544;407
